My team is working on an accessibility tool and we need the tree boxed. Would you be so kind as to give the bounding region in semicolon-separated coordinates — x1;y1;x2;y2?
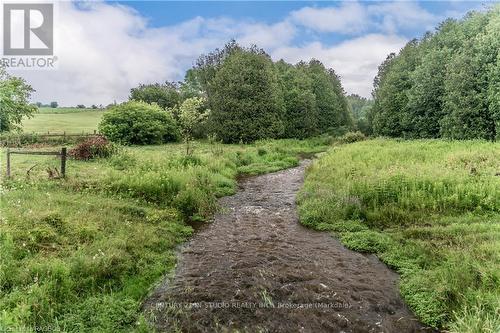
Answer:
441;11;495;140
275;60;318;139
346;94;374;135
209;48;285;143
50;101;58;108
0;67;37;132
130;82;181;109
170;97;210;154
303;60;352;135
99;101;179;145
370;5;500;140
371;40;420;137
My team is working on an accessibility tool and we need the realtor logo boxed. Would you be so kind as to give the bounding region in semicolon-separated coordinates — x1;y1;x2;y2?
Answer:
3;3;53;56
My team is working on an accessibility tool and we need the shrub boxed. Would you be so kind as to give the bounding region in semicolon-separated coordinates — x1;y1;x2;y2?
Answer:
69;136;117;160
98;101;179;145
339;131;366;144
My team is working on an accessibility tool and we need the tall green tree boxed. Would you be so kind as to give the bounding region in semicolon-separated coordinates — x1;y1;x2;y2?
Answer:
405;21;459;138
370;5;500;140
303;60;352;134
441;11;495;140
371;40;421;137
275;60;318;139
209;48;285;143
0;67;37;132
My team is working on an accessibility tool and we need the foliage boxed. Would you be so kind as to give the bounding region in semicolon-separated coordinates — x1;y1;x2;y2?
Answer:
208;47;285;143
338;131;366;144
346;94;373;135
50;102;58;108
68;136;117;160
302;60;353;135
0;138;330;332
98;101;178;145
275;60;318;139
0;67;37;132
370;6;500;140
129;82;181;110
195;42;351;142
298;139;500;330
169;97;210;154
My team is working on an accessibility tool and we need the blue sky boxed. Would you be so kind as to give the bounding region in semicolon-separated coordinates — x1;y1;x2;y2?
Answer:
11;1;493;105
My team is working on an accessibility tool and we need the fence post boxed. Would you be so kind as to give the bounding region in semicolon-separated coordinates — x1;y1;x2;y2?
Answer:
6;148;11;178
63;131;66;140
60;147;67;178
93;130;96;135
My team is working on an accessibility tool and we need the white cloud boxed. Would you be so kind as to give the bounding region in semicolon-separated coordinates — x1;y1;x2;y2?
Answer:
290;1;440;35
5;1;440;105
290;2;369;34
10;2;297;106
368;2;439;34
272;34;407;98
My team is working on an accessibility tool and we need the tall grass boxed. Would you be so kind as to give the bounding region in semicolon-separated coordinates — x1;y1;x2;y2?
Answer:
0;138;329;332
298;139;500;332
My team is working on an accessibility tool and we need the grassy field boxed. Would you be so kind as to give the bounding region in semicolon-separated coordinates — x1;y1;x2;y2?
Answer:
298;139;500;332
21;108;104;133
0;138;330;332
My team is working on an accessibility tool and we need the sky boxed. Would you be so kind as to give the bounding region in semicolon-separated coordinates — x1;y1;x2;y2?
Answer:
2;0;492;106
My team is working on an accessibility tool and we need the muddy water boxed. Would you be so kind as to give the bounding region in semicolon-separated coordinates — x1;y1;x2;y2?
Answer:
144;161;429;332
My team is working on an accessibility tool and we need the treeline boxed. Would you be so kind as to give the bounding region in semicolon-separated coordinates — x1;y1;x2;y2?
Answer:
129;42;352;143
369;6;500;140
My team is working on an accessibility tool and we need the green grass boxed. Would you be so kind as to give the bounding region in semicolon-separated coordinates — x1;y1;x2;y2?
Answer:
37;107;100;114
0;137;330;332
298;139;500;332
22;109;104;133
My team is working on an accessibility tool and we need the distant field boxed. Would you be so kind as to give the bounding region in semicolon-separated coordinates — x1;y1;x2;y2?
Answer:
37;107;101;114
22;108;105;133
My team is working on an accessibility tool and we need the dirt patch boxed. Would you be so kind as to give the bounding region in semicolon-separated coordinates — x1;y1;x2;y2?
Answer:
143;161;433;332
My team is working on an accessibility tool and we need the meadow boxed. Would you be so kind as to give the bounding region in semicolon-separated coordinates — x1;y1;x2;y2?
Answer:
21;108;104;133
298;139;500;332
0;138;330;332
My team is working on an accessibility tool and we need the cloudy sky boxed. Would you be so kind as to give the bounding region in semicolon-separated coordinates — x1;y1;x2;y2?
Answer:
2;0;490;106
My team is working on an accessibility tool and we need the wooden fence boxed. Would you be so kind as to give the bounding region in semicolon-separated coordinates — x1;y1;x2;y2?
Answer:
5;147;67;178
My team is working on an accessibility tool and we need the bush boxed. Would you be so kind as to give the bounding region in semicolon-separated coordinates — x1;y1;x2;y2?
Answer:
69;136;117;160
98;101;179;145
339;131;366;144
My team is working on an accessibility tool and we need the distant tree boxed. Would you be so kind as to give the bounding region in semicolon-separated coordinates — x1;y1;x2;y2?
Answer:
180;69;204;100
77;104;85;109
130;82;181;109
209;47;285;143
303;59;352;135
0;67;37;132
346;94;373;135
35;102;43;107
99;101;179;145
275;60;318;139
50;101;58;108
91;104;98;109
